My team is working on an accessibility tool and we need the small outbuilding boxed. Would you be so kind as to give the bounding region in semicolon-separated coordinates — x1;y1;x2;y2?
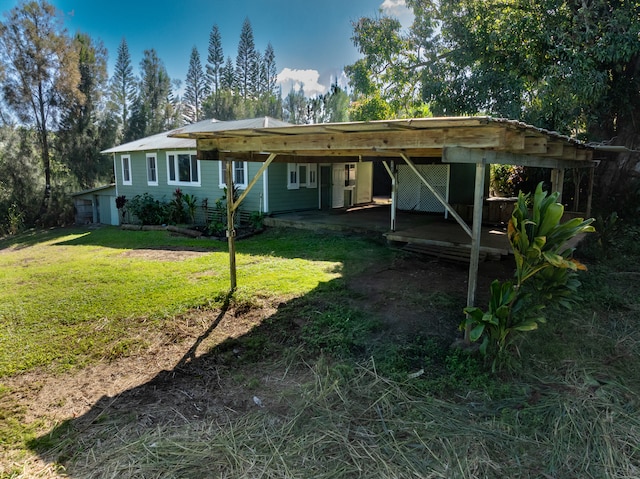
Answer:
71;184;118;226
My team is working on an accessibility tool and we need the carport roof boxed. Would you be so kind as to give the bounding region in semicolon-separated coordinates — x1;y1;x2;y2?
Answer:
170;116;605;168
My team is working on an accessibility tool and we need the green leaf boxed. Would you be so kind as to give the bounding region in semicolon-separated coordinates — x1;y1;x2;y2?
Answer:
513;320;539;332
479;336;489;356
470;323;485;342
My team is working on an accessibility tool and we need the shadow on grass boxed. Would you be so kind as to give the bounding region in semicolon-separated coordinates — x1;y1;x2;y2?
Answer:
20;221;516;476
25;279;370;475
23;241;505;476
0;227;76;251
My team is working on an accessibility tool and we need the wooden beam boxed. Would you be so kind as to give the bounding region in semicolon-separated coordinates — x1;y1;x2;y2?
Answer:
550;168;565;203
198;149;220;160
197;125;509;154
524;135;548;154
382;161;397;231
443;146;597;169
539;141;565;158
504;129;526;151
226;160;237;292
468;163;487;303
399;152;472;237
233;153;277;210
586;166;595;217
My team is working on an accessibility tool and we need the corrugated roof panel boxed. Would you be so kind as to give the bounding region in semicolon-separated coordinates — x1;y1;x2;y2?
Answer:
173;117;293;136
101;129;196;154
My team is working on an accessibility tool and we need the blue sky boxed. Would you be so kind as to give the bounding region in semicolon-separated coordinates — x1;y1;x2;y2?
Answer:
2;0;412;97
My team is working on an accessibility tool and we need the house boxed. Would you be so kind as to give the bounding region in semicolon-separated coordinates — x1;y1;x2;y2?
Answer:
100;117;376;225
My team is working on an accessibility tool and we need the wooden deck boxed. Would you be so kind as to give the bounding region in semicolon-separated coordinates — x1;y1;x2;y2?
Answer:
264;204;511;261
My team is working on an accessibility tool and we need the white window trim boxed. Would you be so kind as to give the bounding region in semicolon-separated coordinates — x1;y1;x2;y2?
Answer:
166;151;201;187
307;163;318;189
287;163;317;189
218;161;249;189
121;155;132;186
287;163;299;190
146;153;158;186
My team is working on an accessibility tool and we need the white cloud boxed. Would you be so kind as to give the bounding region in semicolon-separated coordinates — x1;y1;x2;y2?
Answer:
277;68;328;98
380;0;414;28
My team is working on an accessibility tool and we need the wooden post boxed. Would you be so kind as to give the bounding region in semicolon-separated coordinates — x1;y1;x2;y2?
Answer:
586;166;595;218
226;160;237;291
399;153;472;237
382;161;397;231
551;168;565;203
465;160;486;343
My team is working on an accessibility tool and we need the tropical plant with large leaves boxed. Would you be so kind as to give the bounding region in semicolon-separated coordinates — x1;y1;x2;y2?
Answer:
462;183;595;370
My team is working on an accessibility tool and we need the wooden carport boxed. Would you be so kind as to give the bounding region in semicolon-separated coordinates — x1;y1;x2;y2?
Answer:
171;116;602;310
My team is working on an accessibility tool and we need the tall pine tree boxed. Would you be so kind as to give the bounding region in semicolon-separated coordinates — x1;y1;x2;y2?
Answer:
138;48;172;136
107;38;136;141
58;33;113;189
261;43;277;96
235;17;258;101
221;56;235;91
184;47;208;123
206;24;224;97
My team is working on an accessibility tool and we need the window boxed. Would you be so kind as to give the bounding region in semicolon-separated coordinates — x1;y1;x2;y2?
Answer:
287;163;299;190
307;164;318;188
167;151;200;186
219;161;248;189
146;154;158;185
299;165;307;187
345;164;356;187
121;155;132;185
287;163;317;189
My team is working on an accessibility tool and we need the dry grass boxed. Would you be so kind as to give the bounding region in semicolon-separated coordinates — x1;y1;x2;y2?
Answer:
40;357;640;479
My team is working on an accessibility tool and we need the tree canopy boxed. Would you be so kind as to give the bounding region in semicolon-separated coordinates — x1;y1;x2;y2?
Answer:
0;0;81;206
348;0;640;196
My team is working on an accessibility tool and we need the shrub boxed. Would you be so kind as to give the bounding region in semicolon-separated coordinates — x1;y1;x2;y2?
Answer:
126;193;170;225
462;183;595;371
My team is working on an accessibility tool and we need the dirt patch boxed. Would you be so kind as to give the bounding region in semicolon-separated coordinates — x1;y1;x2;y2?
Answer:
120;247;213;261
348;254;514;340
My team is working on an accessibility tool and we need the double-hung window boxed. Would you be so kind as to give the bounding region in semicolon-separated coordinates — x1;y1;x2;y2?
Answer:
167;151;200;186
287;163;299;190
287;163;317;190
219;161;248;189
121;155;132;185
146;154;158;186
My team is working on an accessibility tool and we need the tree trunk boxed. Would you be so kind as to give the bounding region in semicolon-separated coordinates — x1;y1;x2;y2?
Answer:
38;87;52;216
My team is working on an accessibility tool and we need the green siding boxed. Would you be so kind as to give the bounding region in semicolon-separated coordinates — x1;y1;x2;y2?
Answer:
267;163;319;213
113;153;370;216
114;152;265;213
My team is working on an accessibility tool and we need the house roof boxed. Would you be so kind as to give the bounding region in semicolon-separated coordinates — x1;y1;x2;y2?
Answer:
101;128;196;154
102;117;293;155
169;116;604;169
173;116;292;135
71;183;116;197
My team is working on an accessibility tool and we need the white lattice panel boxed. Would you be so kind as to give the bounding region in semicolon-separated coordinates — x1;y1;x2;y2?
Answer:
397;164;450;214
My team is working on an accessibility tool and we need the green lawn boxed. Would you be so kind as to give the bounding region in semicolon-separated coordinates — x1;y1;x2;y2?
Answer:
0;226;369;377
